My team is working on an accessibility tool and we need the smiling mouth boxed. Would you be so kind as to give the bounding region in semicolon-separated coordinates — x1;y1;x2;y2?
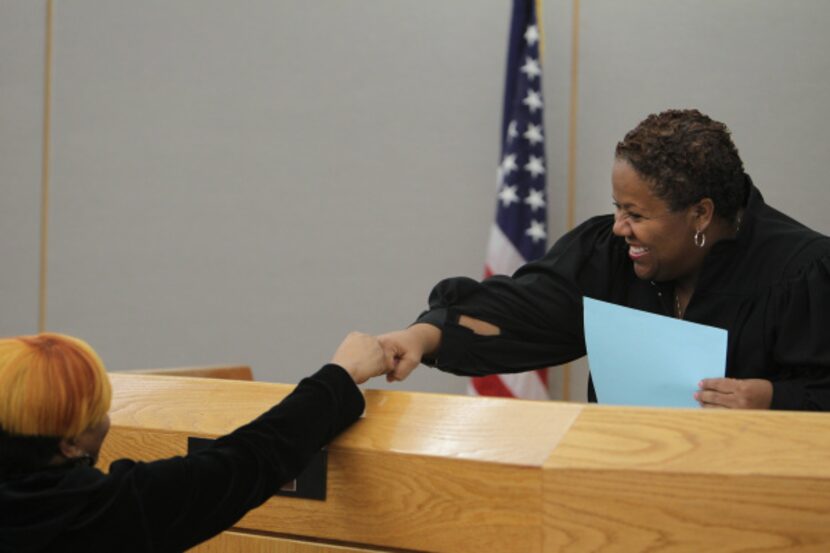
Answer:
628;245;649;260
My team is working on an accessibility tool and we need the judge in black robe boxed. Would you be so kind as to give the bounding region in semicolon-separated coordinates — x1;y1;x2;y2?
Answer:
379;109;830;411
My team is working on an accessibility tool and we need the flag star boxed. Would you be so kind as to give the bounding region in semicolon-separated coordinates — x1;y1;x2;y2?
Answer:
524;189;546;211
523;89;543;112
501;153;518;175
520;57;541;80
526;219;547;243
523;123;544;145
524;155;546;178
525;25;539;46
498;184;520;208
507;120;519;142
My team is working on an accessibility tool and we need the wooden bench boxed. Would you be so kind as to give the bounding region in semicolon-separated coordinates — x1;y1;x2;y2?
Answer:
100;374;830;552
118;364;253;381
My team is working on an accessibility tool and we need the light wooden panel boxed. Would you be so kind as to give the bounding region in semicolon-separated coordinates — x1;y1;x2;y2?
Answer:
119;364;253;381
192;530;384;553
544;470;830;552
545;405;830;475
102;374;830;553
102;428;544;552
542;406;830;552
104;374;581;466
102;374;582;553
239;449;542;552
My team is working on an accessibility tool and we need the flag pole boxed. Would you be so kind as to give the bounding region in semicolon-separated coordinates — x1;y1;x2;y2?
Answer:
535;0;559;401
562;0;581;402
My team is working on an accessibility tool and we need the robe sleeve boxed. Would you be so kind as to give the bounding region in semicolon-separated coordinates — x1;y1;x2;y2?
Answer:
417;216;625;376
767;240;830;411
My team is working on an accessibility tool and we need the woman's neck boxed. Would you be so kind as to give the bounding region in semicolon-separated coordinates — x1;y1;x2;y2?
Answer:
674;211;743;317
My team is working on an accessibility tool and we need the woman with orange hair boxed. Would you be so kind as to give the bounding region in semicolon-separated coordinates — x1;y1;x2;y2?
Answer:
0;331;387;552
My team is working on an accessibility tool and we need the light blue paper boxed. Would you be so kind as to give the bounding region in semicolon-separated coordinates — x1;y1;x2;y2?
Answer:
583;297;727;408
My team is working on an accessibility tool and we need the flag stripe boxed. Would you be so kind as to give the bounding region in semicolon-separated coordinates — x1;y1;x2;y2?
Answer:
484;224;526;277
500;371;549;400
468;374;517;397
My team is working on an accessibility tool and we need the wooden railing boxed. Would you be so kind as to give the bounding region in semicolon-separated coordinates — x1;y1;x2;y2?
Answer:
117;364;253;381
100;373;830;552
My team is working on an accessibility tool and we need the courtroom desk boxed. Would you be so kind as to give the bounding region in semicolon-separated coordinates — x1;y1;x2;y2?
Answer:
100;374;830;553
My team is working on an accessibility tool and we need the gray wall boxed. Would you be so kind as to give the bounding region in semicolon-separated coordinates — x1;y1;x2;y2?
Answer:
2;1;829;399
0;3;43;337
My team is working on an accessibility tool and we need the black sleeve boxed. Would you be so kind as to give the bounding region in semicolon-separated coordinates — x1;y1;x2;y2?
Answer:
768;246;830;411
417;216;625;376
107;364;364;552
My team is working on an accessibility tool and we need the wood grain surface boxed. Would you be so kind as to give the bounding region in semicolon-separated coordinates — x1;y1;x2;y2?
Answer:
543;405;830;552
546;405;830;475
101;374;582;552
193;530;388;553
104;374;582;466
100;374;830;553
119;365;254;381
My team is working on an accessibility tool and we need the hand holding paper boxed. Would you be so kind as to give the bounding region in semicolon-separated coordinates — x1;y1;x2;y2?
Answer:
696;377;773;409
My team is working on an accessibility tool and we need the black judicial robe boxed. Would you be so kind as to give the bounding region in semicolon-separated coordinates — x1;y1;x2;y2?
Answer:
0;364;364;553
418;179;830;410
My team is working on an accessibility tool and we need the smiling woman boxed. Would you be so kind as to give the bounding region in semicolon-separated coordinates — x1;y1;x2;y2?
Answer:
378;109;830;411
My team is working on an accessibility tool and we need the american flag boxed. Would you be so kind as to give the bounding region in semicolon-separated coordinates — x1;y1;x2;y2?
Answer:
468;0;550;400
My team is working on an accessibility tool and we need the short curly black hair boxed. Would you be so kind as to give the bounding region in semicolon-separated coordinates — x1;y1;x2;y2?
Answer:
615;109;747;222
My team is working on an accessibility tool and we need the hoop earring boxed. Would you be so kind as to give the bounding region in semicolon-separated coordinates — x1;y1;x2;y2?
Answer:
694;230;706;248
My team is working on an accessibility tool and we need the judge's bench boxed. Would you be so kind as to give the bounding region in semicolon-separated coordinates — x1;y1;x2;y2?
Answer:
100;372;830;552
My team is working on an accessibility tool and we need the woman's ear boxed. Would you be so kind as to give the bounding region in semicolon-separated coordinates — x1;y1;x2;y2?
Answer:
58;436;84;459
693;198;715;231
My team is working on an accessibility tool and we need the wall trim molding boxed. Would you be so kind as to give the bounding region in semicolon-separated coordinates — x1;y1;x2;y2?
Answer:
561;0;581;401
38;0;53;333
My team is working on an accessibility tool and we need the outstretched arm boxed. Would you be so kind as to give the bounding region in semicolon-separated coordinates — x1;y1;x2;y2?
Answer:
110;332;386;552
379;317;502;382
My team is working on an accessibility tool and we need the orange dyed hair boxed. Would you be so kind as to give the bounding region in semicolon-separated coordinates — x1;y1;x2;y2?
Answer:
0;333;111;438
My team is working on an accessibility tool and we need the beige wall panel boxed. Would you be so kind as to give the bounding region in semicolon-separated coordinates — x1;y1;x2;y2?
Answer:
0;1;44;335
44;0;512;397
